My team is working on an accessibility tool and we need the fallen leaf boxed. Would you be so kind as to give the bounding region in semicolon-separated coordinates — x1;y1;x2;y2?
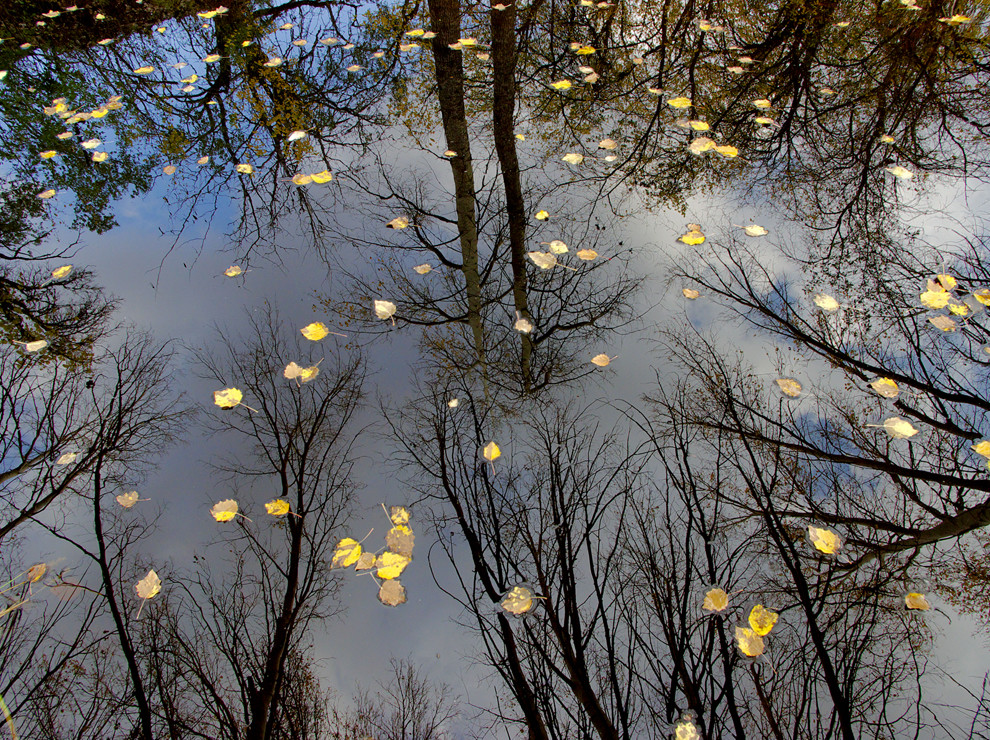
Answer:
500;585;538;614
735;626;765;657
51;265;72;279
667;96;692;108
56;452;78;465
390;506;411;525
235;163;255;174
379;579;407;606
27;563;47;583
386;525;415;558
210;499;238;522
682;288;700;300
300;322;329;340
528;252;558;270
213;388;243;409
331;538;362;568
904;592;930;610
776;378;802;397
813;294;840;312
413;264;432;274
877;417;919;439
265;499;291;516
929;315;957;332
483;441;501;462
376;551;411;579
374;300;397;321
116;491;140;508
535;210;550;220
808;525;842;554
599;138;617;150
576;249;598;260
742;224;768;236
886;165;914;180
591;353;612;367
748;604;778;636
135;569;161;599
562;152;584;164
702;587;729;612
224;265;242;277
387;216;409;229
870;378;899;399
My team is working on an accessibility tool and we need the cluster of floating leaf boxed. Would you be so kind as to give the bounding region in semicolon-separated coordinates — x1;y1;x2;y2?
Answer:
332;506;415;607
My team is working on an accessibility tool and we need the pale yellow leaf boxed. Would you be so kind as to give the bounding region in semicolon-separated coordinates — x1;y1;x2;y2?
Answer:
808;525;842;554
51;265;72;279
562;152;584;164
748;604;778;636
413;264;432;274
702;587;729;612
116;491;140;508
331;538;362;568
870;378;899;399
210;499;238;522
224;265;242;277
576;249;598;260
813;294;840;312
591;353;612;367
374;300;397;320
135;569;161;599
387;216;409;229
376;551;411;580
386;525;415;558
905;592;930;610
265;499;291;516
213;388;243;409
300;322;329;341
390;505;411;525
483;441;501;462
929;315;957;332
682;288;700;300
735;626;765;657
500;585;537;614
776;378;802;397
667;97;692;109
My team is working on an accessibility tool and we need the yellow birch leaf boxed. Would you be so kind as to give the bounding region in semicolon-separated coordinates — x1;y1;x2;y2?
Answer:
682;288;700;300
972;440;990;458
92;152;108;162
808;525;842;554
748;604;778;635
413;264;432;274
376;551;411;579
213;387;243;409
591;353;612;367
27;563;47;583
886;165;914;180
310;170;333;183
386;525;415;557
905;592;930;610
135;569;161;599
265;499;291;516
535;210;550;220
197;156;210;164
880;417;918;439
331;538;362;568
752;98;772;109
387;216;409;229
742;224;768;236
714;144;738;158
814;294;840;312
528;252;557;269
116;491;140;508
735;626;765;657
920;289;950;309
551;80;572;90
776;378;802;397
973;288;990;306
575;45;596;54
298;365;319;383
224;265;242;277
37;189;56;199
562;152;584;164
374;300;397;320
25;340;49;352
51;265;72;279
210;499;238;522
56;451;78;465
163;165;177;175
576;249;598;260
291;173;313;185
678;228;705;245
483;441;501;462
667;97;692;108
870;378;899;398
702;587;729;612
133;66;155;75
355;552;377;570
300;322;329;340
500;585;537;614
937;273;957;290
598;138;617;150
203;54;221;62
389;506;411;525
689;120;710;131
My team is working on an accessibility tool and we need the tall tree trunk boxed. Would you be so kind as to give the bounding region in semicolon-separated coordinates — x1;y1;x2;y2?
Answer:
490;1;533;391
427;0;487;373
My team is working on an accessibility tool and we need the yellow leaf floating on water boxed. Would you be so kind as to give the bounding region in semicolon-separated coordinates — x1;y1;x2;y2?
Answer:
905;592;930;610
135;569;161;599
702;587;729;612
929;315;957;332
284;362;319;383
878;417;918;439
413;264;432;274
197;156;210;164
599;138;617;150
390;505;411;525
379;579;407;606
674;714;701;740
116;491;140;508
742;224;768;236
500;585;538;614
544;240;568;254
680;287;699;300
813;294;840;312
40;150;58;159
92;152;109;163
265;499;291;516
25;340;49;352
748;604;778;636
562;152;584;164
163;165;177;175
213;387;243;409
920;288;950;309
528;252;558;270
715;145;738;158
575;45;596;54
387;216;409;229
870;378;899;398
300;322;329;340
808;525;842;554
51;265;72;279
56;451;78;465
735;626;765;657
27;563;47;583
210;499;238;522
535;210;550;220
940;13;972;24
224;265;242;277
591;353;613;367
752;98;772;109
310;170;333;183
776;378;802;397
376;551;411;579
291;173;313;185
678;226;705;245
551;80;572;90
972;440;990;458
374;300;397;321
886;165;914;180
331;538;362;568
667;96;692;108
483;441;501;462
133;65;155;75
37;189;56;199
576;249;598;260
203;54;221;63
287;130;307;142
235;163;255;174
